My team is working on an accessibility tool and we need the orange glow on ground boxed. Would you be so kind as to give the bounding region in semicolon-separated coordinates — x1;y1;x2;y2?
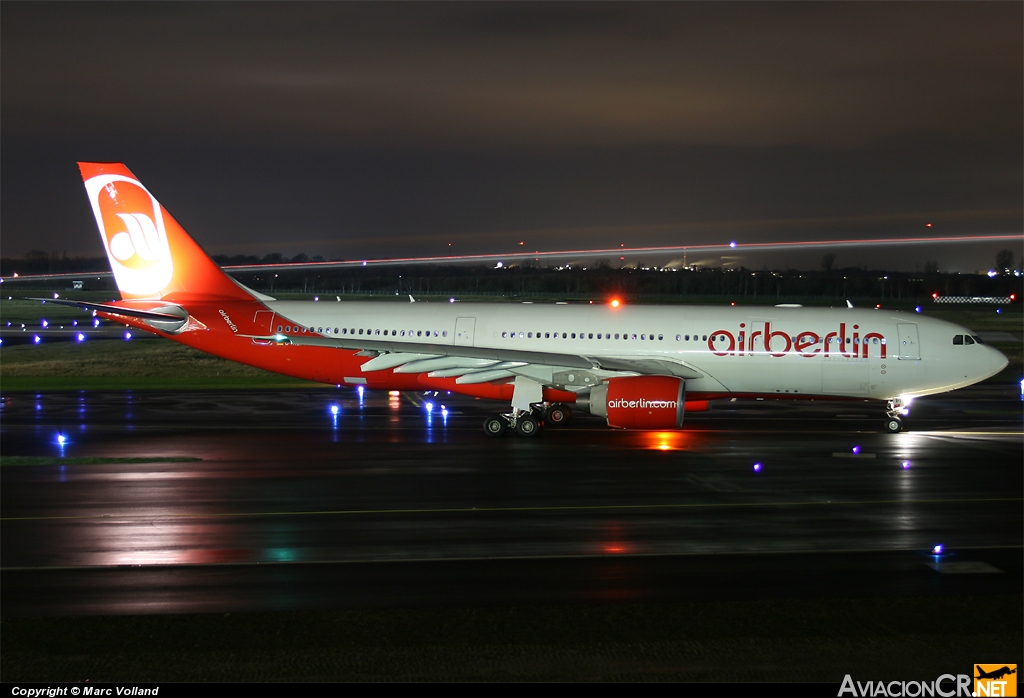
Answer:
638;431;694;451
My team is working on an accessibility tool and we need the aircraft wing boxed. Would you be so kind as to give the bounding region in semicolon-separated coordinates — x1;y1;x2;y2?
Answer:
262;333;705;384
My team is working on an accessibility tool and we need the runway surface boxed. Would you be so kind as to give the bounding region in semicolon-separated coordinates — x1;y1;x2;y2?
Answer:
2;384;1021;616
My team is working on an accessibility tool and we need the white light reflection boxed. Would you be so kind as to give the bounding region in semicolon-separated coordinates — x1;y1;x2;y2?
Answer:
892;432;929;541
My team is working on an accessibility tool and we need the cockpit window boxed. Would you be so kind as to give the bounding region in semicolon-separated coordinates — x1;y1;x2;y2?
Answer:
964;335;975;345
953;335;963;345
971;335;984;344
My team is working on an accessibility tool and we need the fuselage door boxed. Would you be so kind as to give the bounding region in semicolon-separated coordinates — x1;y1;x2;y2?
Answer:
252;310;276;345
896;323;920;360
455;317;476;347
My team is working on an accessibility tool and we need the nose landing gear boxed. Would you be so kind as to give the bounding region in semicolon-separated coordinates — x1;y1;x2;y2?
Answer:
884;397;906;433
884;416;903;434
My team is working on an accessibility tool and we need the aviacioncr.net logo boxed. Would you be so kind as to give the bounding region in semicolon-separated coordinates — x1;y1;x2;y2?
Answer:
84;174;173;297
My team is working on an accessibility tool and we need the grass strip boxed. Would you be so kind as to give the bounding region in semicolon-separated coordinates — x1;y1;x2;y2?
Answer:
1;456;202;467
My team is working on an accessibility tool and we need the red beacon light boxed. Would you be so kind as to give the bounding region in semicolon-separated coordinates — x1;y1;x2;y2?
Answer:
610;299;621;308
932;293;939;299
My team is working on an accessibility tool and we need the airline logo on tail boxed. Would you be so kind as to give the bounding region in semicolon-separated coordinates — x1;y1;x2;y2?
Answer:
83;174;173;297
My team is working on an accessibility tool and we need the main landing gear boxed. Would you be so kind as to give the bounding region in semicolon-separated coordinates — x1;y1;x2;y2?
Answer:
482;403;572;437
884;397;905;433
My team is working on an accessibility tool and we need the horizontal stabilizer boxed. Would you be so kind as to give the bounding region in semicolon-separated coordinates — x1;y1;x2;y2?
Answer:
27;297;187;322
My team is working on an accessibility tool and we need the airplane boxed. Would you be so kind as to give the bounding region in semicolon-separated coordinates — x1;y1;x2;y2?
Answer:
35;162;1009;436
975;666;1016;681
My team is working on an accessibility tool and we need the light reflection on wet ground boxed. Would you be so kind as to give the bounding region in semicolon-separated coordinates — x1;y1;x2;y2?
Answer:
1;385;1020;614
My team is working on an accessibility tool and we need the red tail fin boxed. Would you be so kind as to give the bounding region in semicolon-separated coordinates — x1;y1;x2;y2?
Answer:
79;162;254;302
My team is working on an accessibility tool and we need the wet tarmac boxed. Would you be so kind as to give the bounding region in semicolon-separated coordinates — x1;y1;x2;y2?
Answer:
1;384;1021;616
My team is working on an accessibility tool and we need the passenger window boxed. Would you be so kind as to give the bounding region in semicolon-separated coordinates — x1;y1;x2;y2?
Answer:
676;334;681;341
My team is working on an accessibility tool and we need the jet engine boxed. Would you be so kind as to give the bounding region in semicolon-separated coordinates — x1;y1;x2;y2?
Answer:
577;376;700;429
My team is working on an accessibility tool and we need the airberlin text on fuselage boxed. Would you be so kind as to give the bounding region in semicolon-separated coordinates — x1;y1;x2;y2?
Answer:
218;309;238;333
707;322;887;359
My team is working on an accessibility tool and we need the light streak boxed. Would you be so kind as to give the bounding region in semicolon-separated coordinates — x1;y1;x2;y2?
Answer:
1;234;1019;280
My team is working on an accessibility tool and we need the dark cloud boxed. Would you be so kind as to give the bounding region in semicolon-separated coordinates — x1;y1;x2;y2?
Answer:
2;2;1020;271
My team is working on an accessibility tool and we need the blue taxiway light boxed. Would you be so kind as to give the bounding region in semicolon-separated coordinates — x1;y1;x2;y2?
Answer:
753;463;762;472
124;331;132;340
76;333;85;342
902;461;911;469
33;335;41;344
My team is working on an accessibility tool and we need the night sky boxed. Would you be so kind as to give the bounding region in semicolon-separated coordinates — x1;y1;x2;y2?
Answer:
2;2;1021;271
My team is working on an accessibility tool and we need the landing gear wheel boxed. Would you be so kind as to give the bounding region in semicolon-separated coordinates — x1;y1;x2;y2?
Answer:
884;417;903;434
515;414;541;437
483;415;507;437
546;404;572;426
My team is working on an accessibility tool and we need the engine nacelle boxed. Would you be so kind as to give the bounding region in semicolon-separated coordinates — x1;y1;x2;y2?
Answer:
582;376;687;429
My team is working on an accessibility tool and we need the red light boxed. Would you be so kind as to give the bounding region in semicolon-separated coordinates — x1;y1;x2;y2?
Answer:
730;302;736;306
1011;294;1017;301
876;304;881;309
926;223;932;227
932;293;938;299
610;299;621;308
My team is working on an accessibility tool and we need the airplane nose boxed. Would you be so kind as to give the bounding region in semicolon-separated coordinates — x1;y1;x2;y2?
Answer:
984;345;1008;379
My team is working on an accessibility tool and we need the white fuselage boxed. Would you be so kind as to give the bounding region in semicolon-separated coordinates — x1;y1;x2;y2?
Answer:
266;301;1008;400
